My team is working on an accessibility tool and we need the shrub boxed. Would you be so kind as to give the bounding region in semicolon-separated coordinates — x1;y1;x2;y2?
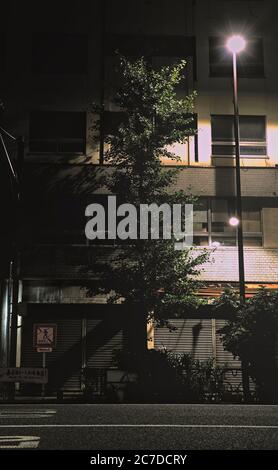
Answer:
113;349;226;402
217;288;278;403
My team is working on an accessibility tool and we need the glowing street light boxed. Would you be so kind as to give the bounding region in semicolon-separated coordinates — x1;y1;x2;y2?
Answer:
229;216;239;227
226;35;246;54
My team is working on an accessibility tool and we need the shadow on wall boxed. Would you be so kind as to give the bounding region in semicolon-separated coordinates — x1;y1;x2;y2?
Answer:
21;162;106;246
192;321;202;358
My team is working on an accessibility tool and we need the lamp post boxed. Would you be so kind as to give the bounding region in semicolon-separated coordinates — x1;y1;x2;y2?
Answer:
227;35;250;402
226;35;246;303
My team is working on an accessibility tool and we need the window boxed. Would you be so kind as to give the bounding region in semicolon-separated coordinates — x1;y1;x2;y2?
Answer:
102;35;197;164
32;33;88;74
193;198;262;247
209;37;264;78
211;115;267;157
31;195;88;245
104;35;197;102
101;111;198;164
105;35;196;60
29;110;86;153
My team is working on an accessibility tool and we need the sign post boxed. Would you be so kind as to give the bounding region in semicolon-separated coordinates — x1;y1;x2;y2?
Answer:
33;324;57;397
42;352;46;397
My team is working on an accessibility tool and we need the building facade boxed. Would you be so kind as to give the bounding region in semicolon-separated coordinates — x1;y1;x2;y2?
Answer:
0;0;278;397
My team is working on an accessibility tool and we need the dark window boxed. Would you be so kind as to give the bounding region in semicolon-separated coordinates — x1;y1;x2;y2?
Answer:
105;35;196;59
31;195;88;245
242;200;262;235
32;33;88;74
193;200;209;234
211;115;267;157
193;198;262;247
104;35;197;104
29;110;86;153
209;37;264;78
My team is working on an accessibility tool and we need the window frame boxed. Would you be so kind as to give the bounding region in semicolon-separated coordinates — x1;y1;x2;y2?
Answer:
193;198;263;247
28;110;87;155
211;114;267;159
101;110;199;164
31;32;88;75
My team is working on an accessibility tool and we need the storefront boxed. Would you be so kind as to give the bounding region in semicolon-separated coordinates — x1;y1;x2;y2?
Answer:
19;303;144;395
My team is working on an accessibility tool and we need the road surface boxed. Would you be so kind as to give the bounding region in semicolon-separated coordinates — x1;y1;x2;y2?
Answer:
0;403;277;449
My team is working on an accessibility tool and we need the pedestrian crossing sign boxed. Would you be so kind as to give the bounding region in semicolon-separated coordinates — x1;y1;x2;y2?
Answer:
33;324;57;351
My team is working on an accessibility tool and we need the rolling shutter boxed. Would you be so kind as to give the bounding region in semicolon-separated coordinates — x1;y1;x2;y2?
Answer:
154;319;213;361
21;315;83;392
86;317;125;368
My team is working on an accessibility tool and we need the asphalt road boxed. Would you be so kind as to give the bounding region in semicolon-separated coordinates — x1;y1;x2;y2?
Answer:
0;403;278;449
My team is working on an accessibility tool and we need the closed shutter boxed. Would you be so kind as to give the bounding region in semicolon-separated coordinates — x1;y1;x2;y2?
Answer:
86;317;125;368
154;319;213;361
21;316;83;392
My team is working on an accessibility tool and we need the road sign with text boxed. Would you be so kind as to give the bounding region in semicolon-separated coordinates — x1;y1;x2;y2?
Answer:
33;324;57;352
0;367;48;384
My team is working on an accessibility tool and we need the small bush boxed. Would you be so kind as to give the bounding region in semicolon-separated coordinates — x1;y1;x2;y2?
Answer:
113;349;226;403
217;288;278;403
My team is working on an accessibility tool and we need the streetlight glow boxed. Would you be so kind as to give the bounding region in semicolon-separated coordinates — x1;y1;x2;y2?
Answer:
226;35;246;54
229;216;240;227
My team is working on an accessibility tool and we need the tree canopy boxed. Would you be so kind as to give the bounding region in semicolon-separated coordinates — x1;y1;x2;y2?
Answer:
90;57;209;326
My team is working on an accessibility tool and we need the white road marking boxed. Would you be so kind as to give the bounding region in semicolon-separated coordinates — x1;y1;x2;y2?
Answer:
0;436;40;448
0;409;56;419
0;424;277;429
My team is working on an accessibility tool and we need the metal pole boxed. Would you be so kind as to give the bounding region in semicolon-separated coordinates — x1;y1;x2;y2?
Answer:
0;281;9;401
42;353;46;397
99;0;106;164
232;52;250;401
9;138;24;369
7;137;24;400
0;280;10;368
232;52;245;303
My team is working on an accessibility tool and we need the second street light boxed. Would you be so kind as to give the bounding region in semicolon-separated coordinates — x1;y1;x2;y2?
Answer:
226;35;246;303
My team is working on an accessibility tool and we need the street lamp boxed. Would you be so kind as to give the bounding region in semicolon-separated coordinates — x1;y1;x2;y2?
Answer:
226;35;246;54
227;35;251;402
226;35;246;303
229;216;239;227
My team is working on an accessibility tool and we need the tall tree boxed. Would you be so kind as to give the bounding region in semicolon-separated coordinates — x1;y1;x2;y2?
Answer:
90;57;209;335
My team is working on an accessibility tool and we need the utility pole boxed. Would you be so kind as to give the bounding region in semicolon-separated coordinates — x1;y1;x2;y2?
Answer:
0;127;24;400
9;137;24;370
